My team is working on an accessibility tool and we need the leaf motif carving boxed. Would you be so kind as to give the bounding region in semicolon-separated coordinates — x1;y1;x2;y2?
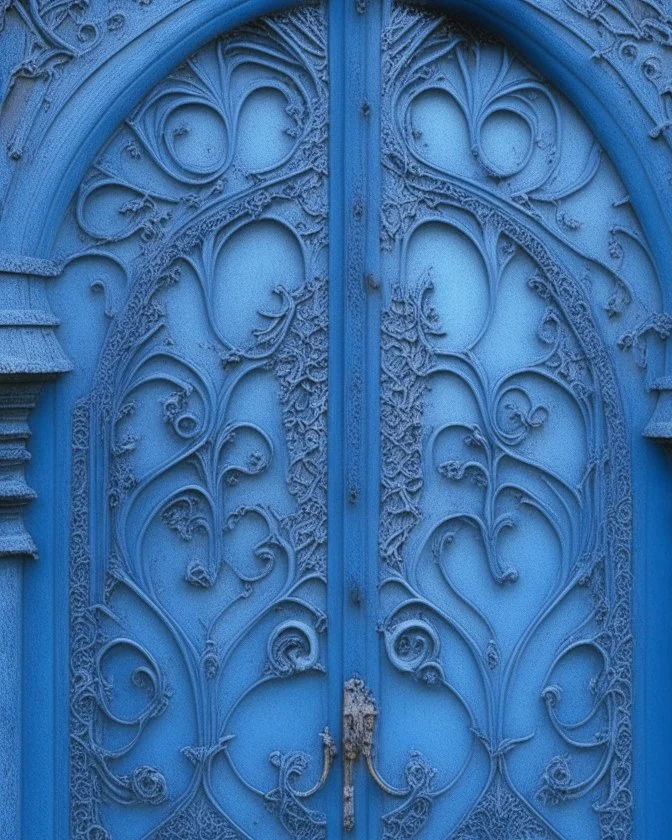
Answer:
379;5;634;839
68;6;330;839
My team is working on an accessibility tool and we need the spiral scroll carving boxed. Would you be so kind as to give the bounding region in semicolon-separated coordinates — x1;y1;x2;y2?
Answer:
378;4;634;838
68;6;329;839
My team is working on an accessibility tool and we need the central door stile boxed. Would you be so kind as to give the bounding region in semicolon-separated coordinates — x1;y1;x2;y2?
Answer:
328;1;383;837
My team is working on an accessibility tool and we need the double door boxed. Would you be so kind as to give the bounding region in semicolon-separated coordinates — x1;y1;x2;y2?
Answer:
40;2;651;837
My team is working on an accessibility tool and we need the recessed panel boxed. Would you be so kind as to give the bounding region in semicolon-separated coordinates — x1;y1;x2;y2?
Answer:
378;4;635;839
67;7;330;840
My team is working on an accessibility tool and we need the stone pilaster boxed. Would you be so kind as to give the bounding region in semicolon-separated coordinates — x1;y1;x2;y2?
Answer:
0;252;70;840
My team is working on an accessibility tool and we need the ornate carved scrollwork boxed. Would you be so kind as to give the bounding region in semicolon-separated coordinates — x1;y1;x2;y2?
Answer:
378;4;635;838
68;6;330;839
266;727;336;840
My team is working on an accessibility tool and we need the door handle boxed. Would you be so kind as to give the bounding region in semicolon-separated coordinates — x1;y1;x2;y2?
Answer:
295;726;337;799
343;677;420;831
342;678;377;831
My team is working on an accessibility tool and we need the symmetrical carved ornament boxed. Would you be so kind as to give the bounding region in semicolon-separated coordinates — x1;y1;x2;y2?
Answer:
376;5;635;838
0;0;668;567
63;6;332;838
0;2;668;840
0;0;671;169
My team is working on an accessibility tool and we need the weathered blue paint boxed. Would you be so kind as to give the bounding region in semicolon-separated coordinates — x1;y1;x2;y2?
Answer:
0;1;670;839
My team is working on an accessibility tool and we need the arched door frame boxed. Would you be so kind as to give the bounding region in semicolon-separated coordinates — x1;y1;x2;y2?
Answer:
0;1;670;838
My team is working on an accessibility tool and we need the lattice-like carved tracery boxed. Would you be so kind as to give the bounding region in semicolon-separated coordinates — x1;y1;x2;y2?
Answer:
68;7;330;839
377;5;635;839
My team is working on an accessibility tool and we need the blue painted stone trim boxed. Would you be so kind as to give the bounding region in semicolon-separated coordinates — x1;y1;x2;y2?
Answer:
0;560;22;840
0;253;61;277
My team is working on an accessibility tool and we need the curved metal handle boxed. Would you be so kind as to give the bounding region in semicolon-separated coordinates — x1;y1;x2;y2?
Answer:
343;678;377;830
341;678;403;831
363;750;411;798
264;725;336;834
296;726;337;799
343;677;430;831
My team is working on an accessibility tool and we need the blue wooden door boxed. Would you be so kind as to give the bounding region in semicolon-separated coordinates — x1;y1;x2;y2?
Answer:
367;7;644;838
18;1;672;838
60;9;334;839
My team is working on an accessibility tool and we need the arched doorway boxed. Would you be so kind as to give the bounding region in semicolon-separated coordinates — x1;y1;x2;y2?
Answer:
3;1;671;838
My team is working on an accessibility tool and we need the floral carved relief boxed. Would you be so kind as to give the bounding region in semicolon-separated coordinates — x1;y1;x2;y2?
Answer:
377;5;634;838
68;7;331;839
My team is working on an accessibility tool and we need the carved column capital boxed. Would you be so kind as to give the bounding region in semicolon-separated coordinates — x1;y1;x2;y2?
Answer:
644;377;672;447
0;251;71;562
0;381;42;561
0;251;71;377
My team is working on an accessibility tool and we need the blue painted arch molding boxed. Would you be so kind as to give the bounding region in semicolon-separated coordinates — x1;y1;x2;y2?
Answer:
1;0;671;300
424;0;672;304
